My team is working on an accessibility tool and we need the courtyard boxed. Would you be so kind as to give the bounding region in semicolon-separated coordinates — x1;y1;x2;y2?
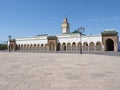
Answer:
0;52;120;90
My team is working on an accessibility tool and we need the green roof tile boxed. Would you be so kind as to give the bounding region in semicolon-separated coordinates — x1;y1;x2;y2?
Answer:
101;30;118;36
47;36;57;39
72;30;79;33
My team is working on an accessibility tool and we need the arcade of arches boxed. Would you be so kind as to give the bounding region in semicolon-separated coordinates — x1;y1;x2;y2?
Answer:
9;30;119;52
14;42;102;52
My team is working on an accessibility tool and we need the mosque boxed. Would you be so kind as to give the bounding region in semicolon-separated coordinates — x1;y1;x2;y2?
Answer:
8;17;120;52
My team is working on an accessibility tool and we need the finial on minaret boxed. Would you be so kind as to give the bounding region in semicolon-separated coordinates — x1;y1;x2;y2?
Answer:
61;17;70;34
63;17;68;23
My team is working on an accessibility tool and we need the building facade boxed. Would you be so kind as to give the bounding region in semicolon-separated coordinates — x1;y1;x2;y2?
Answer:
8;17;120;52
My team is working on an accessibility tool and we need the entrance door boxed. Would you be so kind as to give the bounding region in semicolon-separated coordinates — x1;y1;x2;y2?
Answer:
50;42;55;51
106;39;114;51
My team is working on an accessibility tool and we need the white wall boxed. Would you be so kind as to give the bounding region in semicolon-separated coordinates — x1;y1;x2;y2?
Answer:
15;33;102;46
57;33;102;45
16;36;48;45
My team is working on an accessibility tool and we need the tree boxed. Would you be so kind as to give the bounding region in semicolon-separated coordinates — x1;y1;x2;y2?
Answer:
0;44;7;50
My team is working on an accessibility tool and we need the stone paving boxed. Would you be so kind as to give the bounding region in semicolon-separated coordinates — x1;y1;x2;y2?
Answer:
0;52;120;90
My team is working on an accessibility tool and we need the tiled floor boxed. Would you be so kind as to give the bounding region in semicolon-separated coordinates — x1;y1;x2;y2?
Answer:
0;52;120;90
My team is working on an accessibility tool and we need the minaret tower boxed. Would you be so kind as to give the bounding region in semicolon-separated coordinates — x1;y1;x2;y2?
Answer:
61;17;70;34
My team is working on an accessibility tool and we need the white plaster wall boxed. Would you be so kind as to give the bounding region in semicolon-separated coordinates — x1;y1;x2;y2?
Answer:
15;33;102;46
16;36;48;45
82;35;102;45
57;34;79;44
57;34;102;45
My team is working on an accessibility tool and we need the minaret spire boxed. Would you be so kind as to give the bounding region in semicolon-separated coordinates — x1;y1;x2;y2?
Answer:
61;17;70;34
63;16;68;23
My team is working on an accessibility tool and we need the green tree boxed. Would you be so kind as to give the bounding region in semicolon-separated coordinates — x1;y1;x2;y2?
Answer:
0;44;7;50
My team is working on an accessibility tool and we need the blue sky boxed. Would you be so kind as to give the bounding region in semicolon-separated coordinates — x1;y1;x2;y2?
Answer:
0;0;120;43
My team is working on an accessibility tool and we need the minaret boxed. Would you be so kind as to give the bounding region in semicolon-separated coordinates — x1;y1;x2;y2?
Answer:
61;17;70;34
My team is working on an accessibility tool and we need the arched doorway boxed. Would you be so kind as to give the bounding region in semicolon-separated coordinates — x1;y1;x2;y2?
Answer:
24;44;27;50
30;44;32;50
89;42;94;51
50;42;55;51
37;44;40;50
106;39;114;51
21;44;23;50
62;43;66;51
72;42;76;51
41;44;44;51
34;44;36;50
16;44;20;50
26;44;29;50
10;44;14;51
83;42;88;51
77;42;82;51
57;43;61;51
96;42;101;51
67;42;71;51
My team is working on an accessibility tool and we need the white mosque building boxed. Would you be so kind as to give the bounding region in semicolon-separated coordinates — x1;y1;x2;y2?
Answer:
8;17;120;52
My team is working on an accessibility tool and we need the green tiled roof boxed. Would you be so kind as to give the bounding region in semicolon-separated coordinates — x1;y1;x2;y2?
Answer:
72;30;85;35
37;34;48;36
101;30;118;36
72;30;79;33
9;39;16;41
47;36;57;39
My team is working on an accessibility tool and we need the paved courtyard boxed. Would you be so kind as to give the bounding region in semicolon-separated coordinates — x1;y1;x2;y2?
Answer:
0;52;120;90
